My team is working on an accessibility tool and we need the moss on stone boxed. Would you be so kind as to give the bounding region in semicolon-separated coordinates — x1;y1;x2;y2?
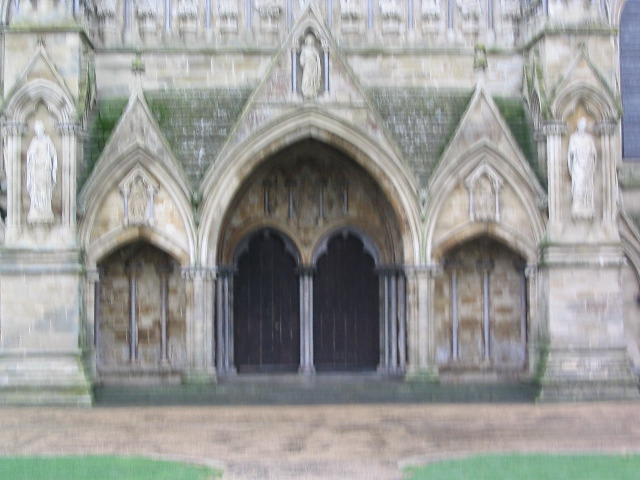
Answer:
145;89;251;187
493;96;545;187
81;97;128;189
368;87;473;188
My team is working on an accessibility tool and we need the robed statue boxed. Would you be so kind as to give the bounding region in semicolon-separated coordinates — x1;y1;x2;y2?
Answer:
567;117;597;219
26;121;57;223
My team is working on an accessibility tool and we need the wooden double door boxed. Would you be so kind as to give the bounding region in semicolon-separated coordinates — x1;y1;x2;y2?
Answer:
233;230;379;372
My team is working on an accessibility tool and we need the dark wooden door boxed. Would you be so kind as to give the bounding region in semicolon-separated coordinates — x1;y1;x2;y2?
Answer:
233;230;300;372
313;233;379;371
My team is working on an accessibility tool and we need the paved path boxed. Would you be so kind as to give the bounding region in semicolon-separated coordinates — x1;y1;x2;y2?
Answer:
1;403;639;479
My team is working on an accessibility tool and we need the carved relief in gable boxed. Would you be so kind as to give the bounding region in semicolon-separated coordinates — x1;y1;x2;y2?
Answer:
465;163;503;222
120;167;159;227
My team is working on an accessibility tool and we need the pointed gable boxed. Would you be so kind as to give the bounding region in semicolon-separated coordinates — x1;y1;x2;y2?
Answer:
3;42;76;124
549;47;620;120
80;89;190;208
217;2;403;165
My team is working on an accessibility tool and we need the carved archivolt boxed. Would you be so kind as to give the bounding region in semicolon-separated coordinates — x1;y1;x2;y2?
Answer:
464;163;503;222
119;166;159;227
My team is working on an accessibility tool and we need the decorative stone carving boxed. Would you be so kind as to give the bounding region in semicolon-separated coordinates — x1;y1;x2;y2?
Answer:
300;33;321;99
340;0;361;32
135;0;158;40
26;121;57;224
567;117;597;219
176;0;198;39
422;0;441;19
119;167;159;226
457;0;481;38
218;0;239;32
464;163;503;222
380;0;402;32
256;0;283;32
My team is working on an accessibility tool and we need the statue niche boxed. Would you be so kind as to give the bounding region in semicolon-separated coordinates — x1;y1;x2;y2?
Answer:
567;116;597;220
119;167;159;227
26;121;57;224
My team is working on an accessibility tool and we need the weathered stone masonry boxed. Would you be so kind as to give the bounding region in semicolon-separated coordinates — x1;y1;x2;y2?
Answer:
0;0;639;404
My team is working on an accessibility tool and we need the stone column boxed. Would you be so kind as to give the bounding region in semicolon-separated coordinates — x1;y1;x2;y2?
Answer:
596;119;618;234
124;261;142;362
84;268;101;379
406;265;439;379
378;266;406;374
543;120;567;238
182;267;217;382
216;266;236;376
1;121;26;243
58;122;79;243
298;266;315;375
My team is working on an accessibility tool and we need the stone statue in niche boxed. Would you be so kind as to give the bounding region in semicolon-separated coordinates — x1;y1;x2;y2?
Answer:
567;117;596;219
26;121;57;224
120;167;158;226
300;34;321;99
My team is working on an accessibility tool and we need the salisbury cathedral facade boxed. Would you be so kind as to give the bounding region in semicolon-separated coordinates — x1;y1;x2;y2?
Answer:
0;0;639;404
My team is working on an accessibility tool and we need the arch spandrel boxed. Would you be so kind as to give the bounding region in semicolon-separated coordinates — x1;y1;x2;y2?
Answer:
80;150;195;268
425;144;545;264
200;110;420;267
216;139;403;267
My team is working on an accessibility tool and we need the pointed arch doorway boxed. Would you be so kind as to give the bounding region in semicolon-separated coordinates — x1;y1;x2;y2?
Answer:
233;229;301;372
313;232;380;371
215;139;407;376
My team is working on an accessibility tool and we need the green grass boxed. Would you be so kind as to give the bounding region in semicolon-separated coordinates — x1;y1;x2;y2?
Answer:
0;455;220;480
404;453;640;480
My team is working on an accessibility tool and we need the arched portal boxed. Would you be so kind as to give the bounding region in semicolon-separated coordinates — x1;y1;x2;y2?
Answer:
435;237;527;372
96;241;186;382
233;229;300;372
313;232;379;371
216;139;404;375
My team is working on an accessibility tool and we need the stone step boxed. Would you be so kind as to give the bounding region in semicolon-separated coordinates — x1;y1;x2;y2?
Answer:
94;376;539;406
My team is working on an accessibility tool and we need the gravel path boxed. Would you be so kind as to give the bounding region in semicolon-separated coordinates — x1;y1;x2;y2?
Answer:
1;402;639;479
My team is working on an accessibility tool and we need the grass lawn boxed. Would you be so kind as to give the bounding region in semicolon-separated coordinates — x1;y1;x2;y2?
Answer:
0;455;221;480
404;453;640;480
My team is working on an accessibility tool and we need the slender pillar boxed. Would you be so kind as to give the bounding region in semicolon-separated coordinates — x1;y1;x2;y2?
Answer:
182;267;216;382
389;271;398;372
157;263;172;365
1;121;26;243
298;266;315;374
216;267;236;375
379;271;390;371
543;121;568;232
86;268;101;376
596;119;618;231
450;268;459;361
291;49;298;94
477;260;493;361
397;272;407;371
59;121;79;231
323;46;330;94
368;0;374;30
125;262;142;362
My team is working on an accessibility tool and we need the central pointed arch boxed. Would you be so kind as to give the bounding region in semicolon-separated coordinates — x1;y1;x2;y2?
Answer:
199;108;420;266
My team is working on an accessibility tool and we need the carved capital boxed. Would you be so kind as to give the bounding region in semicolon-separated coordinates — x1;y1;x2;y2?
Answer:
1;121;27;136
57;122;80;135
86;268;101;283
542;121;567;136
181;267;216;280
595;120;617;136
